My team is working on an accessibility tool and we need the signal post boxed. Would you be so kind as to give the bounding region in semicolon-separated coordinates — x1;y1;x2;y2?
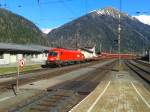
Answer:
16;59;25;93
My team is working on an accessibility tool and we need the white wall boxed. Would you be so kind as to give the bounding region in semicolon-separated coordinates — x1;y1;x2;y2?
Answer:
10;54;17;63
17;54;23;60
0;54;10;65
30;53;47;62
0;53;48;65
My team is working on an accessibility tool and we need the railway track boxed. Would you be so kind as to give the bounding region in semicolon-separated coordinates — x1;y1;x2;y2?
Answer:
9;90;80;112
134;59;150;67
125;60;150;84
0;61;95;79
0;61;104;91
0;67;48;78
8;60;116;112
47;63;113;94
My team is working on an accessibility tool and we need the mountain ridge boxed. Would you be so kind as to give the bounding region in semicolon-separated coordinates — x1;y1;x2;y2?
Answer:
0;8;49;46
48;7;150;53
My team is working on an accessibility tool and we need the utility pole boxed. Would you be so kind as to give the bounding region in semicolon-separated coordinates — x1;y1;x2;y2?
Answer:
142;40;145;56
60;36;63;48
75;33;78;49
77;31;80;49
118;0;122;70
110;46;112;53
76;23;80;50
99;42;102;53
16;57;19;93
149;48;150;63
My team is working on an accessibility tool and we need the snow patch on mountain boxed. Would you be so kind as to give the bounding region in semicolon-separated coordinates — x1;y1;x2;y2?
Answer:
134;15;150;25
42;28;52;34
94;7;128;18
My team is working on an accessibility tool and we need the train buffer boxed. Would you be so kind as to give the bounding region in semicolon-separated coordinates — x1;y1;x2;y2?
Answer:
70;70;150;112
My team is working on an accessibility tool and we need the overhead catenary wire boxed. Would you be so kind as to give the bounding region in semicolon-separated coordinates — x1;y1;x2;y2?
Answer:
36;0;76;25
39;0;73;5
58;0;76;17
85;0;88;14
0;0;8;9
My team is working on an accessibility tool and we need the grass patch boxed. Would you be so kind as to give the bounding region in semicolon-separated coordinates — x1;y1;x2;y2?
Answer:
0;64;41;75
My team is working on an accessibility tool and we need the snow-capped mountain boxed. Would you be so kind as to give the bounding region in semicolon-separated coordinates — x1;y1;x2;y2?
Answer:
42;28;52;34
92;7;129;19
48;7;150;53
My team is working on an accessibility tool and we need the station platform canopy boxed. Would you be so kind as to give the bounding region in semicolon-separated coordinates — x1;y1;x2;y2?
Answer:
0;43;50;53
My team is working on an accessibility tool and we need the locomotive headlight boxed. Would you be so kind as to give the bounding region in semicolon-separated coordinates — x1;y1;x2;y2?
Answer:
56;56;60;60
50;58;54;61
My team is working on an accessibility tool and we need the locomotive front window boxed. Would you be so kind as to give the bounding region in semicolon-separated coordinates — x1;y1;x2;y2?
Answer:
49;52;57;56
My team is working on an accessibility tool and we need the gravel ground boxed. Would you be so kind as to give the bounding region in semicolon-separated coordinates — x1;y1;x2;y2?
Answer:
0;59;115;112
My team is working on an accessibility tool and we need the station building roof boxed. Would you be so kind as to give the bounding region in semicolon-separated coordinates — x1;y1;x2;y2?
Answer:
0;43;50;53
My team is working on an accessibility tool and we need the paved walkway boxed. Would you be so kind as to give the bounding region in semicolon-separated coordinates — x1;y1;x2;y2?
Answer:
70;65;150;112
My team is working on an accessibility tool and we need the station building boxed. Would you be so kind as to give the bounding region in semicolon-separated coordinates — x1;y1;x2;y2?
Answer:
0;43;50;65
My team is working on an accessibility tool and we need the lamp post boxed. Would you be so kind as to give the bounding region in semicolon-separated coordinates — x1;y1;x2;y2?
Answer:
118;0;122;70
136;11;150;63
75;23;80;50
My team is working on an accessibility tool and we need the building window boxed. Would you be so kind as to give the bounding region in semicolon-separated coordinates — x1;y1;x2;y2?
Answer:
10;53;15;56
23;54;26;58
45;53;48;57
31;54;34;58
35;54;38;58
0;54;4;59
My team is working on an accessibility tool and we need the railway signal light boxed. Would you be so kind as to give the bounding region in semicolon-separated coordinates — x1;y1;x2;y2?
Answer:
19;59;25;68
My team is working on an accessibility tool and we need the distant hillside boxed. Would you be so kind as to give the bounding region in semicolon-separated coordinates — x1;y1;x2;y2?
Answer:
48;7;150;53
0;8;49;46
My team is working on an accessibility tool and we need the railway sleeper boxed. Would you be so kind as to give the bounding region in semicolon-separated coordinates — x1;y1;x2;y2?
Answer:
37;102;57;107
27;95;67;104
43;96;68;103
29;107;51;112
29;93;79;112
77;91;91;95
38;99;63;105
28;100;74;112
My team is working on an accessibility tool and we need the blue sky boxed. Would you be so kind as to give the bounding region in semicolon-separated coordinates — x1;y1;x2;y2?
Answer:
0;0;150;30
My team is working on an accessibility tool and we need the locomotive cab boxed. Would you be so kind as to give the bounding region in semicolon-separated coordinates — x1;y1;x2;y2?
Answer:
46;51;60;65
48;51;58;60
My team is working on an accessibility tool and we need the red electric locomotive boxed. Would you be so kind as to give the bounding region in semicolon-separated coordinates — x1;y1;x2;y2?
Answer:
46;48;84;66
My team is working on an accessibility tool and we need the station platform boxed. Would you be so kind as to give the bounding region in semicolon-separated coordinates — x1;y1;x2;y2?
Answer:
70;66;150;112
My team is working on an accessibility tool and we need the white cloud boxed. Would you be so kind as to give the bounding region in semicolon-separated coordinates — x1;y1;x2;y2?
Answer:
41;28;52;34
134;15;150;25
